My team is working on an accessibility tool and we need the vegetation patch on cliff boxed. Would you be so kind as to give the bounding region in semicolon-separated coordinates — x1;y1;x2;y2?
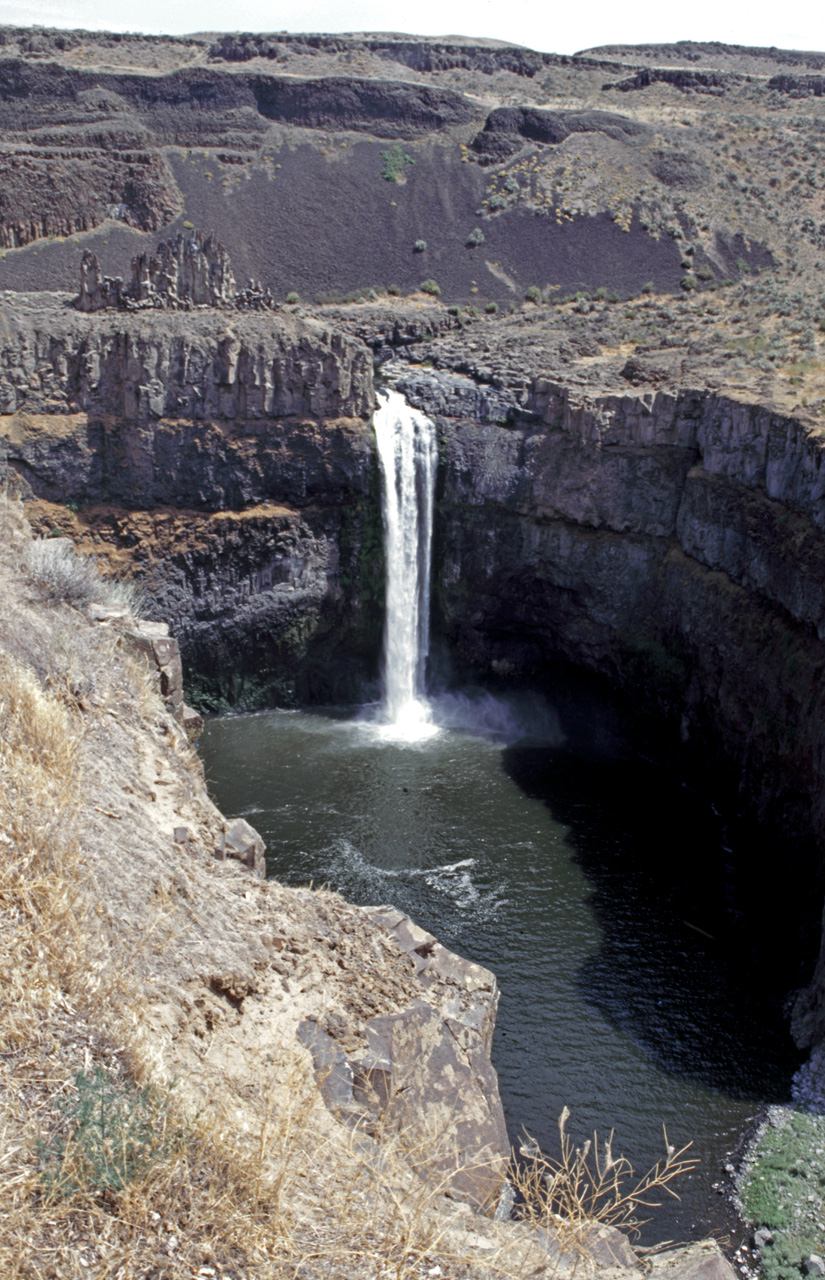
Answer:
738;1107;825;1280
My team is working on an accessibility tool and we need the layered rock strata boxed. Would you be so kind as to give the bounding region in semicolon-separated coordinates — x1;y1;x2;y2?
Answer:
5;293;825;1045
0;296;379;707
392;364;825;1044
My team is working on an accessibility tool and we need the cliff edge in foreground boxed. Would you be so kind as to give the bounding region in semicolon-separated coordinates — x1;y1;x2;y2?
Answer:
0;490;733;1279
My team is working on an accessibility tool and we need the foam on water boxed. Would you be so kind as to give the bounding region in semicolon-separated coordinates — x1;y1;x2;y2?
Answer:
321;839;507;923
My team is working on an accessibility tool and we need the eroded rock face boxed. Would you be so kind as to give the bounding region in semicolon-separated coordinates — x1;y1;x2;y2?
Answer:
394;366;825;1044
75;230;239;312
299;905;510;1213
0;297;379;708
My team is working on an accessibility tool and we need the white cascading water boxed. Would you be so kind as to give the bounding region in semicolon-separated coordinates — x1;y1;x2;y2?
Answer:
373;389;438;740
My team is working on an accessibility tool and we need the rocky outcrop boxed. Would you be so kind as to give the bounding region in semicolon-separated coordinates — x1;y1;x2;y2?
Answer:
471;105;650;160
603;67;734;93
209;32;549;77
75;230;239;312
0;300;371;422
768;74;825;97
0;59;479;144
0;144;180;250
299;905;509;1212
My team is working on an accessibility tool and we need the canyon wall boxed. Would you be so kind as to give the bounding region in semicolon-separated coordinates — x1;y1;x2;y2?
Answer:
0;299;381;707
395;366;825;1046
4;298;825;1043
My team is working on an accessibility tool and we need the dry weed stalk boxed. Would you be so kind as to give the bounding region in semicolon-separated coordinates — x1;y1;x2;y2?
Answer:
514;1106;698;1257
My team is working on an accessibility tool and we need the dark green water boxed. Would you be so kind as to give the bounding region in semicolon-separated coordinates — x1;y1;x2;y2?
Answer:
200;688;803;1244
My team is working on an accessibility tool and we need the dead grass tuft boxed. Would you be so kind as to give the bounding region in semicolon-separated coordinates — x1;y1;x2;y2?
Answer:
513;1107;698;1258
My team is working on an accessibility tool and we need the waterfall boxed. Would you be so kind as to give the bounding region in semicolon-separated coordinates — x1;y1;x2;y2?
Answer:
373;389;437;739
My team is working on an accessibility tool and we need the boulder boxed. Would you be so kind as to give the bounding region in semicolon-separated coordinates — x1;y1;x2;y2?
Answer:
221;817;266;878
123;622;184;720
645;1240;738;1280
362;998;510;1212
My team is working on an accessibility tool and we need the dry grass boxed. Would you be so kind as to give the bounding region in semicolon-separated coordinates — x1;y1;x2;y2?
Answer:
513;1108;698;1260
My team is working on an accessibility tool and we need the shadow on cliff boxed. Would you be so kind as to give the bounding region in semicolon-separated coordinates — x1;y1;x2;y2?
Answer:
500;705;821;1101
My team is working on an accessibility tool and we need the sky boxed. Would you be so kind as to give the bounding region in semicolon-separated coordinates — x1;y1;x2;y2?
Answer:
0;0;823;57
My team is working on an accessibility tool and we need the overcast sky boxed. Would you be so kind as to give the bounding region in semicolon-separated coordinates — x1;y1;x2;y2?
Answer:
0;0;823;57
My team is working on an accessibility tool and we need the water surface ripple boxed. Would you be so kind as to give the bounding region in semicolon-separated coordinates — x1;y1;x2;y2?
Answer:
200;694;802;1243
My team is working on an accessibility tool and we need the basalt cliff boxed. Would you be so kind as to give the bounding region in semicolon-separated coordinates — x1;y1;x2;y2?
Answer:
4;284;825;1053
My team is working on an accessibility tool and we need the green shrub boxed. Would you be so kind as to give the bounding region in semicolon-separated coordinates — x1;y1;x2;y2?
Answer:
419;278;441;297
594;286;608;300
285;290;300;304
38;1069;183;1199
606;290;621;303
485;301;498;314
380;145;414;183
448;305;461;316
696;263;715;280
466;227;485;247
642;281;654;294
387;284;401;296
413;239;427;253
525;285;541;303
488;193;508;210
681;274;697;291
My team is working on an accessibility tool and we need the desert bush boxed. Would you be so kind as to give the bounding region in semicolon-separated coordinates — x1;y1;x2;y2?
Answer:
681;274;698;291
285;290;300;304
381;146;414;182
466;227;485;247
24;538;141;612
413;239;427;253
525;285;541;303
642;281;654;294
39;1069;184;1199
387;283;401;296
485;301;498;314
419;279;441;297
696;263;715;280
